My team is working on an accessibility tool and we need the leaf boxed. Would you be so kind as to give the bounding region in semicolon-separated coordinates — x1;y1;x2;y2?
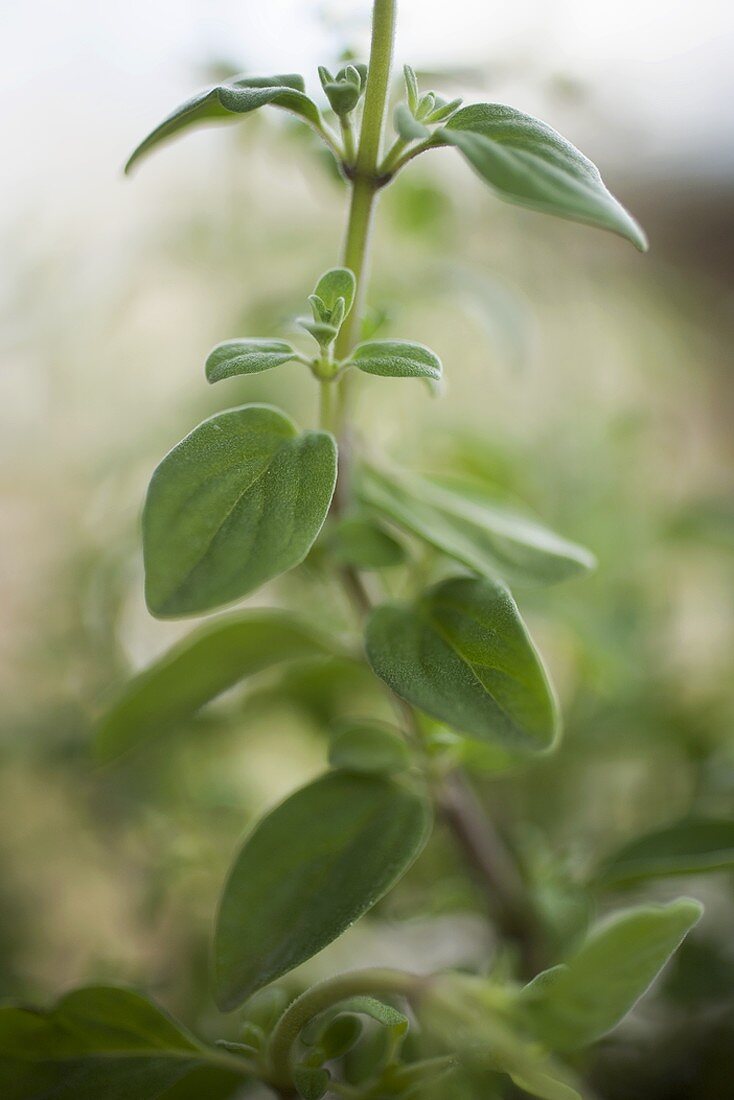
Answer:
205;339;298;383
394;103;430;142
313;268;356;319
358;465;595;586
125;73;320;173
294;1065;330;1100
365;575;558;752
595;818;734;888
95;611;334;760
349;340;442;380
214;772;432;1010
143;404;337;618
437;103;647;250
327;514;407;569
329;722;411;775
521;898;703;1051
0;986;246;1100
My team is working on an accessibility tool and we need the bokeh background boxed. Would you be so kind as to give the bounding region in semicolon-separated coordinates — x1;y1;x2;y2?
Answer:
2;2;734;1096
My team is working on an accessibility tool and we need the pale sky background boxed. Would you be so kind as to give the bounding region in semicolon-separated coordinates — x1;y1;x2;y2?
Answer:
3;0;733;207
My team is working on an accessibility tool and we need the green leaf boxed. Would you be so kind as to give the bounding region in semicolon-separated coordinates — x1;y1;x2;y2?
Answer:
0;987;246;1100
349;340;442;380
327;514;407;569
313;268;356;320
143;404;337;618
437;103;647;250
95;611;334;760
205;339;298;383
214;772;432;1010
125;73;320;173
294;1065;330;1100
521;898;703;1051
358;465;595;586
334;996;409;1035
394;103;430;142
365;575;558;752
329;722;411;775
403;66;420;114
595;818;734;888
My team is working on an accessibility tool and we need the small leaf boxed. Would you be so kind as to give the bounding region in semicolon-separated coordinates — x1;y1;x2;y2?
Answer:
349;340;442;380
394;103;430;143
329;722;411;775
95;611;333;760
205;339;298;383
294;1065;330;1100
323;80;361;116
214;772;432;1010
438;103;647;250
143;404;337;617
304;1014;363;1060
328;514;407;569
521;898;703;1051
126;73;320;173
595;818;734;888
0;986;245;1099
426;97;463;124
313;268;356;319
415;92;436;120
403;65;419;114
365;575;558;752
358;465;595;587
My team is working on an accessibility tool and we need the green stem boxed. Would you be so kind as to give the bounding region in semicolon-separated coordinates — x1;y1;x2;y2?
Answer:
267;968;421;1086
333;0;398;433
319;378;337;434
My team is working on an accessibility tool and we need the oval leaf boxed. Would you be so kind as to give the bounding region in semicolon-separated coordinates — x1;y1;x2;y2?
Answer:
143;404;337;618
365;575;559;752
349;340;442;380
329;722;411;776
327;515;407;570
394;103;430;143
313;268;356;319
521;899;703;1051
206;339;298;383
0;987;245;1099
595;817;734;888
214;772;432;1010
95;611;334;760
126;74;320;173
438;103;647;251
359;465;595;586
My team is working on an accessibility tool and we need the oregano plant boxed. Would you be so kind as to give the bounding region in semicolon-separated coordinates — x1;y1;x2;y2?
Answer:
8;4;727;1099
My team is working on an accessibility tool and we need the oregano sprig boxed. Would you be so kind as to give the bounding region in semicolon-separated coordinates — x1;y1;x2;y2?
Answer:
6;5;712;1100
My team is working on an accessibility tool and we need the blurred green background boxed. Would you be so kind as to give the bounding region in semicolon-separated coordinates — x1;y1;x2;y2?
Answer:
2;2;733;1097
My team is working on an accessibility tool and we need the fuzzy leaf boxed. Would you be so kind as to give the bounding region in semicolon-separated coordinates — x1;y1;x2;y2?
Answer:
365;575;559;752
595;818;734;888
394;103;430;142
143;404;336;618
313;268;356;319
329;722;411;776
349;340;442;380
205;339;298;383
438;103;647;250
328;515;407;569
214;772;432;1010
95;611;333;760
0;987;245;1100
126;73;320;173
358;465;594;586
521;899;703;1051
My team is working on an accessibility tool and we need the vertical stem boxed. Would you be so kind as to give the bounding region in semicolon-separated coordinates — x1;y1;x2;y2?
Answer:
324;0;544;981
333;0;397;436
319;379;336;434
